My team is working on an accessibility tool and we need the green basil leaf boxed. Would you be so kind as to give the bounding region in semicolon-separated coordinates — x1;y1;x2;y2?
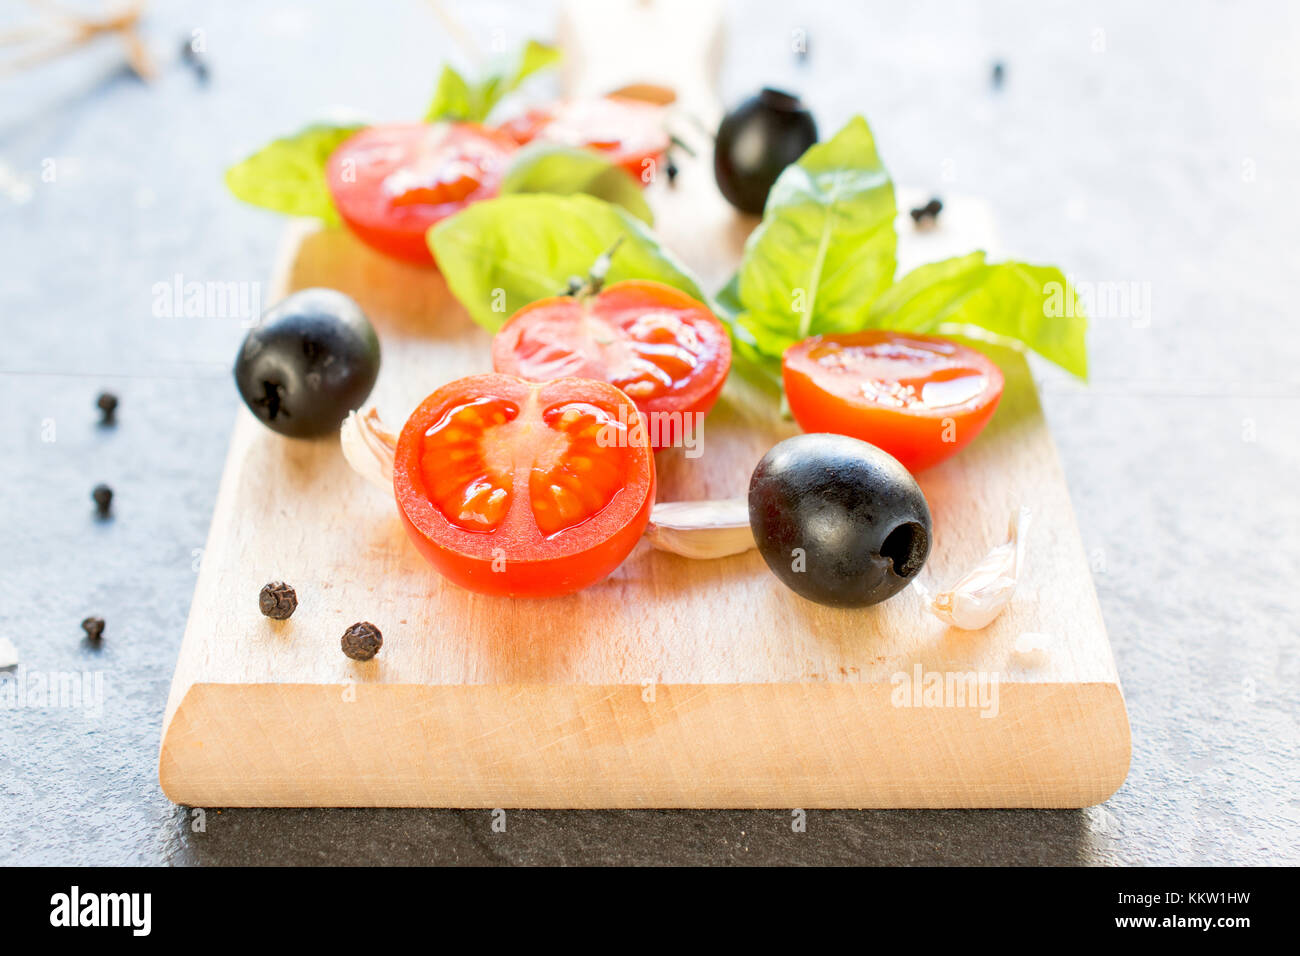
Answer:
705;275;780;391
500;144;653;223
718;112;1089;384
732;115;897;360
503;39;562;93
224;123;361;223
866;252;1089;379
424;65;477;123
425;40;561;123
713;274;742;321
429;194;704;331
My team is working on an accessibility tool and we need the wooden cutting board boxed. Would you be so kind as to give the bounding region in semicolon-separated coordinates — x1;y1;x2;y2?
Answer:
158;0;1129;808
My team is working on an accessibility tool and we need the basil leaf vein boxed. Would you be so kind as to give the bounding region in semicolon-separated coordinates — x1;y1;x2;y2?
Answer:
732;116;898;360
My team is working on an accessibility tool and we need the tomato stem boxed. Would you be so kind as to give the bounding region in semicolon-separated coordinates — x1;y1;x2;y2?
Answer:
668;133;698;157
561;235;626;299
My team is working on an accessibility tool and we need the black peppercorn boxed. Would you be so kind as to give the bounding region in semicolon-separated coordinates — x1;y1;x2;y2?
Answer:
909;197;943;227
259;582;297;620
341;621;382;661
82;616;105;642
92;483;113;516
96;392;118;425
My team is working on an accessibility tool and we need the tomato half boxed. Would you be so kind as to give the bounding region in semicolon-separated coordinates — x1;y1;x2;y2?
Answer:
393;373;655;597
783;331;1005;472
325;122;517;265
497;97;669;180
491;280;731;451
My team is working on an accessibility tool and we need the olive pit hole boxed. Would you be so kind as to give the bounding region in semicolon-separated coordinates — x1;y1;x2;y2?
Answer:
881;521;928;578
258;380;288;421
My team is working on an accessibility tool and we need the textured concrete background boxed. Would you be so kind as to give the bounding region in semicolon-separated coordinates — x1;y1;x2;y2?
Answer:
1;0;1296;865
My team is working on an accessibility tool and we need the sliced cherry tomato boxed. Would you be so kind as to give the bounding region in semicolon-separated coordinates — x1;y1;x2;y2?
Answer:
393;373;655;597
491;280;731;451
326;122;517;266
782;331;1005;472
498;97;669;180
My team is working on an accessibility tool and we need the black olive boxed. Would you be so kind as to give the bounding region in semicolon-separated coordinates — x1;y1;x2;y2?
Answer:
748;434;932;608
234;288;380;438
714;88;818;215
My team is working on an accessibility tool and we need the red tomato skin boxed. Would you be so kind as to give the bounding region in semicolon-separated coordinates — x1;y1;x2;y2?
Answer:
395;482;653;597
393;373;656;597
325;123;516;266
490;280;731;451
782;332;1005;473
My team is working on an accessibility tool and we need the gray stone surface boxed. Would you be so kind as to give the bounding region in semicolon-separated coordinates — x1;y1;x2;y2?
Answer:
1;0;1296;865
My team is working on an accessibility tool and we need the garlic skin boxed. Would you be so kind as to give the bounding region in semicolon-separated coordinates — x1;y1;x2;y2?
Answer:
339;406;396;493
645;498;755;559
916;506;1031;630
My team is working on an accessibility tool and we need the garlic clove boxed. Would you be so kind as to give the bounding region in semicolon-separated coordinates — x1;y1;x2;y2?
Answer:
916;506;1031;630
340;406;397;493
645;498;755;559
0;636;18;669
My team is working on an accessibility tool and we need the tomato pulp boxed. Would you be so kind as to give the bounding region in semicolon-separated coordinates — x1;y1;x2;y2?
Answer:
326;122;517;265
498;97;670;181
394;373;655;597
491;280;731;451
782;331;1005;472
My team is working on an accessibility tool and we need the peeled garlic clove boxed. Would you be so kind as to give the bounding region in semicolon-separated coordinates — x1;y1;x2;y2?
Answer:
645;498;755;559
0;636;18;669
916;506;1031;630
340;406;397;493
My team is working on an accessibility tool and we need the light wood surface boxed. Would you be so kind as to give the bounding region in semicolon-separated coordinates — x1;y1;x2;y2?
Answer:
158;0;1129;808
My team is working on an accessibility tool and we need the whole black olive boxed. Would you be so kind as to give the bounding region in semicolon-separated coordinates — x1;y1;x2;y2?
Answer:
748;434;932;608
714;88;818;215
234;288;380;438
